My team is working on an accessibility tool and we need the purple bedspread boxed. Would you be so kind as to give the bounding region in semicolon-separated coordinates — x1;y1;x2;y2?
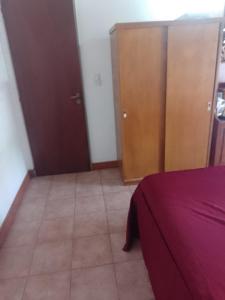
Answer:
125;167;225;300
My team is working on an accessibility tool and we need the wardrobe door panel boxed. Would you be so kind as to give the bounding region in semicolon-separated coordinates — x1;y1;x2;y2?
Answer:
165;22;219;172
119;27;166;182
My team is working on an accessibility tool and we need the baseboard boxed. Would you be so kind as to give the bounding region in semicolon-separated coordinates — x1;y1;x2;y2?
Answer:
0;172;31;247
91;160;119;170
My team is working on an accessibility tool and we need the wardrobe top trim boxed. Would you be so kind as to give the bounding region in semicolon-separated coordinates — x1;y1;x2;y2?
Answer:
110;17;224;34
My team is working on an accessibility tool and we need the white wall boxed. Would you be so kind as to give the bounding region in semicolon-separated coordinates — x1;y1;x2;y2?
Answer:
0;12;33;225
74;0;224;163
74;0;157;163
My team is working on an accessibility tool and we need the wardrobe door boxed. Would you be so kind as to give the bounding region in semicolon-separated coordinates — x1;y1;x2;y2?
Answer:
119;26;166;182
165;22;220;172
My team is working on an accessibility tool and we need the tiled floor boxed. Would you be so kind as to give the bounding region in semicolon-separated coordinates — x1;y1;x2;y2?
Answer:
0;168;155;300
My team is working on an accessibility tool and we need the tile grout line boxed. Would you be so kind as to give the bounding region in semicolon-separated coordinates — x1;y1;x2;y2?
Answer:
100;170;121;300
20;176;54;300
0;257;145;282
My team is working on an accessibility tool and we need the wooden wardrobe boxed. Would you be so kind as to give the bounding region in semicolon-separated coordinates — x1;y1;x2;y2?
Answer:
110;18;223;183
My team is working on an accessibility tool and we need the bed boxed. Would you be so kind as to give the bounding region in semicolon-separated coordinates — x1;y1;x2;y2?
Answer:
124;167;225;300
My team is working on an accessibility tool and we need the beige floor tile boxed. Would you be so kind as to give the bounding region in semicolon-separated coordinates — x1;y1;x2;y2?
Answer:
102;178;130;194
76;171;100;182
104;191;131;211
115;260;154;300
75;195;105;215
72;235;112;269
76;171;102;196
107;209;128;233
49;175;76;199
23;272;70;300
100;168;120;180
74;211;108;238
53;173;76;183
38;218;73;243
49;186;75;199
76;182;102;197
0;246;33;279
31;176;52;185
22;192;47;206
26;177;51;198
129;184;138;194
3;220;40;248
0;277;26;300
30;240;72;275
110;233;142;263
71;265;118;300
16;202;45;223
44;197;75;220
0;170;153;299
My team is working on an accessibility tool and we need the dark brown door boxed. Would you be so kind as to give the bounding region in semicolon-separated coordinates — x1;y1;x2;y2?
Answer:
2;0;90;175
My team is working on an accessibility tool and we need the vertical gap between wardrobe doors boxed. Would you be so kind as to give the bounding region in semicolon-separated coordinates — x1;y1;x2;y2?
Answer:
160;25;168;172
